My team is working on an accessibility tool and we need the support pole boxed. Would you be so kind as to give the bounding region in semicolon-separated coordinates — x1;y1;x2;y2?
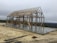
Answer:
35;13;38;32
31;14;33;32
23;15;24;29
6;16;9;26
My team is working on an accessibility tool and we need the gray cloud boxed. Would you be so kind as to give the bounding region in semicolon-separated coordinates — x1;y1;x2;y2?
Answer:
0;0;57;23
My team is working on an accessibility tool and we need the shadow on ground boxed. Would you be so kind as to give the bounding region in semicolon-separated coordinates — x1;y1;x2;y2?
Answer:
4;35;28;43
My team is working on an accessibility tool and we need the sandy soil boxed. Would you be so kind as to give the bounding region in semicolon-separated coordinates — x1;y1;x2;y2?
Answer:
0;23;57;43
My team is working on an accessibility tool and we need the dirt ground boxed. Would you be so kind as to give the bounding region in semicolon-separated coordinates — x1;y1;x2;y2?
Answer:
0;23;57;43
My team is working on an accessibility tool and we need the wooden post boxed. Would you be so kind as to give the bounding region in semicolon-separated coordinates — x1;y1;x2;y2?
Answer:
27;15;31;31
30;14;33;32
19;16;21;28
23;15;24;29
6;16;9;26
18;16;20;28
35;13;38;32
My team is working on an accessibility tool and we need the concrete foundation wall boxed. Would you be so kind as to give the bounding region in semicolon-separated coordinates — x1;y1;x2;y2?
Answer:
7;24;56;34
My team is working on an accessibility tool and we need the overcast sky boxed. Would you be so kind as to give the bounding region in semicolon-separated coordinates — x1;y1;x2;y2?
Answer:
0;0;57;23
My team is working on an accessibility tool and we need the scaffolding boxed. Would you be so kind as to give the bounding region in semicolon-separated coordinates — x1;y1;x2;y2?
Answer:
6;7;45;34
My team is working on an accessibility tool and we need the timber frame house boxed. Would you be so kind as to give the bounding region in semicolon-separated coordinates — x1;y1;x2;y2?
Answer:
6;7;45;34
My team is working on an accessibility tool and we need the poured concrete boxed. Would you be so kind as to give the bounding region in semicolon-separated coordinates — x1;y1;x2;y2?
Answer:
7;24;57;34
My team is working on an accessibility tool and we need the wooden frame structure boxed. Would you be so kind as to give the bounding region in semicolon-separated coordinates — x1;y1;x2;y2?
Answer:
6;7;45;34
